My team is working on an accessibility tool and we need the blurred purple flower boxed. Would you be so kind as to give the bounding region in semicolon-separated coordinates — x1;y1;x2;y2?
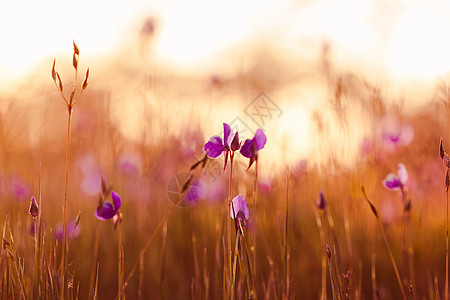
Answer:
95;191;123;228
230;194;249;226
381;116;414;151
382;163;408;191
258;177;274;194
54;220;80;241
10;176;31;202
240;129;267;169
116;151;142;176
203;123;240;169
140;17;155;37
182;179;202;206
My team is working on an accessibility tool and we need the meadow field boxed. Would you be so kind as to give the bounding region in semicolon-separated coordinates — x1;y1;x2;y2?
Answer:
1;21;450;300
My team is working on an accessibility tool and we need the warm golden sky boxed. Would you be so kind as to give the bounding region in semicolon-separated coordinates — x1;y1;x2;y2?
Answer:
1;0;450;171
1;0;450;85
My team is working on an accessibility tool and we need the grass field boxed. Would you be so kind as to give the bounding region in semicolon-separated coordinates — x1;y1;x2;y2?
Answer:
1;40;450;300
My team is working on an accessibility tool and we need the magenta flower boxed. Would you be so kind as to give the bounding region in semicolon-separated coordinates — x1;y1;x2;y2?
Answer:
230;194;249;226
240;129;267;169
382;163;408;191
95;191;123;228
203;123;240;169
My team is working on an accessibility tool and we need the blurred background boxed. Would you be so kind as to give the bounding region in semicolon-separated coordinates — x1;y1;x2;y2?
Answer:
1;0;450;299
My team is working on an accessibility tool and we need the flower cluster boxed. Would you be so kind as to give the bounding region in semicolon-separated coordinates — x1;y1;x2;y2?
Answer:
203;123;266;170
202;123;267;226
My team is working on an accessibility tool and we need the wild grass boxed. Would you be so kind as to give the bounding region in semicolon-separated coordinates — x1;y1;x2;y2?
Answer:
1;42;450;299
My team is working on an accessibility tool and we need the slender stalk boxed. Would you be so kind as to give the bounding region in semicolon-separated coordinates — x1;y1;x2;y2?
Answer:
284;172;289;299
362;187;407;300
61;107;73;300
230;229;240;300
400;189;407;290
252;159;258;285
88;225;100;300
326;246;336;300
117;221;123;300
446;189;449;300
378;217;407;300
314;210;326;300
227;154;234;295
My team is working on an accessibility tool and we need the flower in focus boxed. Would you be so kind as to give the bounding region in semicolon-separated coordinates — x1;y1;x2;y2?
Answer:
95;191;123;229
203;123;240;169
28;196;38;218
230;194;249;226
382;163;408;191
240;129;267;169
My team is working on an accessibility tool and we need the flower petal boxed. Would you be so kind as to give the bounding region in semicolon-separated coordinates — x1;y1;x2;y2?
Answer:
397;163;408;186
253;129;267;151
223;123;233;149
95;202;115;220
382;173;401;190
111;191;122;210
183;179;202;205
230;194;249;221
239;139;253;158
202;136;224;158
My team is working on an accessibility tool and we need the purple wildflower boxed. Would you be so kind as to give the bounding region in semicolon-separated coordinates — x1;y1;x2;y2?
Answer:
381;116;414;151
203;123;240;169
230;194;249;226
240;129;267;169
95;191;123;228
382;163;408;191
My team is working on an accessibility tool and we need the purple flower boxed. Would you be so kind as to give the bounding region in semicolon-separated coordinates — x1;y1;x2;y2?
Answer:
54;220;81;241
29;196;38;218
382;163;408;191
202;123;240;169
182;179;202;206
240;129;267;169
381;116;414;151
230;194;249;226
95;191;123;228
